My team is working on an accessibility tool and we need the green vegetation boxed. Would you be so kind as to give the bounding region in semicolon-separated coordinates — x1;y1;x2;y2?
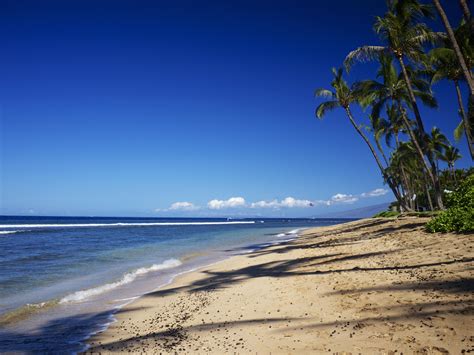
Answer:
426;174;474;232
315;0;473;216
373;210;400;218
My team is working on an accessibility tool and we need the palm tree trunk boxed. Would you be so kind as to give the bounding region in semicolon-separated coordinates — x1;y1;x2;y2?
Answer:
395;135;414;211
424;183;434;212
451;164;458;186
459;0;471;21
376;139;390;166
432;0;474;94
399;108;442;210
396;55;427;134
454;80;474;159
433;0;474;167
397;56;445;210
400;163;413;210
392;69;444;210
345;107;386;171
344;107;409;211
430;160;445;210
399;108;435;185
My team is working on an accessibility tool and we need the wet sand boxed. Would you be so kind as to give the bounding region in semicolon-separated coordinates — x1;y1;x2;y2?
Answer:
86;217;473;354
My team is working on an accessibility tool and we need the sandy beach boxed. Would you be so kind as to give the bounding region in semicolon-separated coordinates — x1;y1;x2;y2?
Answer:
86;218;473;354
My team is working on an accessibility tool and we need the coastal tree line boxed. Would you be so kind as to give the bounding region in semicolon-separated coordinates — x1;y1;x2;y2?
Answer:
315;0;473;213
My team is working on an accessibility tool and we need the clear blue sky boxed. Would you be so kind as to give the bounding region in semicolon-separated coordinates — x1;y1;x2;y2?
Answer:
0;0;469;217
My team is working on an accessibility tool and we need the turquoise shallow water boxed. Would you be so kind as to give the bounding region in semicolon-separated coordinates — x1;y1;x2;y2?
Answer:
0;216;352;353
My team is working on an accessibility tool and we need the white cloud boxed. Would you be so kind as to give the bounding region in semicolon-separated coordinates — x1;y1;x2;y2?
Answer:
361;188;388;198
280;197;313;208
207;197;246;210
250;199;281;208
156;187;388;213
250;197;314;209
155;201;200;212
169;201;200;211
329;193;359;204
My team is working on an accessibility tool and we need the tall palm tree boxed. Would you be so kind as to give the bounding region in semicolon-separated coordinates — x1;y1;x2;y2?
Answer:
353;54;441;209
344;0;440;135
459;0;471;22
429;26;474;159
426;127;449;173
441;145;462;184
432;0;474;94
314;68;406;209
343;0;445;209
432;0;474;142
389;141;430;210
386;103;409;148
369;114;391;166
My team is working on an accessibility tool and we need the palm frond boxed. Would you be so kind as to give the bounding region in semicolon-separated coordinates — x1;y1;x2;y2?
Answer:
344;46;387;72
454;120;464;142
314;88;334;98
315;100;340;119
413;90;438;108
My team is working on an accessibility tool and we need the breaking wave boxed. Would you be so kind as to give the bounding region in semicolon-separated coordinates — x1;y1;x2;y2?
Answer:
59;258;182;303
0;221;255;229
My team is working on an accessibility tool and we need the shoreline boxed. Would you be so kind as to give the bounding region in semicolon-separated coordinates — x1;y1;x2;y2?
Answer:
86;217;473;353
79;227;306;352
0;221;315;353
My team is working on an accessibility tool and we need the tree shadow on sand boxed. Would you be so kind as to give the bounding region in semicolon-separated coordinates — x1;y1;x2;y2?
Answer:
85;317;303;353
2;218;471;353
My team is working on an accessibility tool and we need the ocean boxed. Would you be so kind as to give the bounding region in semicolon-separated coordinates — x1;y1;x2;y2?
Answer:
0;216;352;353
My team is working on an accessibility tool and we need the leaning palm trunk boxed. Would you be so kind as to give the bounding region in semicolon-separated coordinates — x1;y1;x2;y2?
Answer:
396;137;413;210
454;80;474;159
459;0;471;21
375;138;390;166
397;56;444;209
395;61;445;210
433;0;474;163
432;0;474;93
344;107;410;211
400;163;414;210
399;108;437;205
396;56;428;134
424;181;434;211
450;164;458;186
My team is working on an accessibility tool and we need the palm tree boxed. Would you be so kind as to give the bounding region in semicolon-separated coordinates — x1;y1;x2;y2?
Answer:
344;0;440;135
343;0;445;209
389;141;430;210
386;103;408;148
426;127;449;173
314;68;406;209
432;0;474;143
441;145;462;184
459;0;471;22
353;54;441;209
369;114;391;166
432;0;474;94
429;26;474;159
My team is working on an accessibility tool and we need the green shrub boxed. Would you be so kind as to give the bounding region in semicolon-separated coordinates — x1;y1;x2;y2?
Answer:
426;174;474;233
373;210;400;218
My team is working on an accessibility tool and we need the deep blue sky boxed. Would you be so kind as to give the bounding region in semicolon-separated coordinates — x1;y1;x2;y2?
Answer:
0;0;470;217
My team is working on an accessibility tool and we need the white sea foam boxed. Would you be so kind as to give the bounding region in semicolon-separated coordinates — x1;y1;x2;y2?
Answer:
0;221;255;229
0;230;23;235
287;228;302;234
59;258;182;303
276;229;301;238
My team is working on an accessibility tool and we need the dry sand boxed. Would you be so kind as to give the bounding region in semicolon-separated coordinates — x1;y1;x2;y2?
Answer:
86;217;473;354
